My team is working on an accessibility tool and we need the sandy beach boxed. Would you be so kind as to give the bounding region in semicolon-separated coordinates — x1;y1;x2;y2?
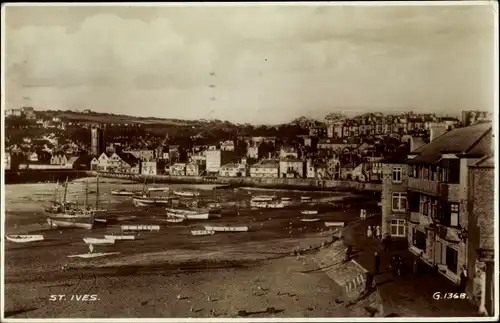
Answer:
4;179;380;318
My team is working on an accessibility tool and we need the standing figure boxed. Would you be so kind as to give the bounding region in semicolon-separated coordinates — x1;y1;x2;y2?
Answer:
374;251;381;274
367;225;373;238
459;265;469;293
384;234;392;252
375;225;381;239
391;256;398;276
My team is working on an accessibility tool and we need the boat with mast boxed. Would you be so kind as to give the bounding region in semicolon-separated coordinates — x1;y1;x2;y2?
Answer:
132;178;176;206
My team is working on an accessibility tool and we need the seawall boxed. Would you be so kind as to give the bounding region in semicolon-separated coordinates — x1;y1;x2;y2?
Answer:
89;171;382;193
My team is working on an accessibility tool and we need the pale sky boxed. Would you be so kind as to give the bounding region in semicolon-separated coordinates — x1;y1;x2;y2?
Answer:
3;3;497;124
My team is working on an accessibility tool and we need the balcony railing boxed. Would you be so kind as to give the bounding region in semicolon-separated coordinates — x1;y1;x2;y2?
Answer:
408;177;448;199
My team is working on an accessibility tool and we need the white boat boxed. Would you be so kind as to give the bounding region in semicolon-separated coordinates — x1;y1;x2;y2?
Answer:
5;234;44;243
148;187;169;192
251;195;275;202
301;196;312;201
167;212;209;220
281;197;292;201
325;222;345;227
165;217;184;223
47;218;93;230
300;218;320;222
111;189;135;196
173;191;200;197
301;210;318;215
67;252;120;259
104;234;135;240
191;230;215;236
121;225;160;231
267;202;285;209
83;237;115;245
204;225;249;232
251;201;269;208
166;208;209;215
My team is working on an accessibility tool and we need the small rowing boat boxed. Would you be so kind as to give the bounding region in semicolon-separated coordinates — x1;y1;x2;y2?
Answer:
191;230;215;236
121;225;160;231
301;210;318;215
104;234;136;240
324;222;345;227
165;217;184;223
251;195;275;202
83;237;115;245
166;211;209;220
300;218;320;222
204;225;249;232
173;191;200;197
5;234;44;243
67;252;120;259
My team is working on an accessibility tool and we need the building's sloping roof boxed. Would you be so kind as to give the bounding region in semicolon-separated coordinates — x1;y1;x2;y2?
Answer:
470;155;495;168
409;123;492;164
411;137;428;152
117;152;139;166
221;163;237;169
280;157;303;163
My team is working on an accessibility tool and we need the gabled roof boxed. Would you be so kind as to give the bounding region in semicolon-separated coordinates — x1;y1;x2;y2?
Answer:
280;157;303;163
251;159;279;168
470;155;494;168
117;152;139;166
409;123;492;164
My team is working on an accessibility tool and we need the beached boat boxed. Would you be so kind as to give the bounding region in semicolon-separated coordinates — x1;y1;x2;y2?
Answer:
67;252;120;259
121;225;160;231
165;217;184;223
166;207;210;215
166;212;210;220
300;218;320;222
148;187;169;192
324;222;345;227
251;201;269;208
110;189;135;196
301;196;312;201
251;195;275;202
267;201;285;209
301;210;318;215
47;218;93;230
191;230;215;236
83;237;115;245
204;225;249;232
5;234;44;243
104;234;136;240
281;197;292;201
173;191;200;197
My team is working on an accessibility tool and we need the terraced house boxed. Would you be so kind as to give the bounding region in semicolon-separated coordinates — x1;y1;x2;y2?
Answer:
405;122;493;285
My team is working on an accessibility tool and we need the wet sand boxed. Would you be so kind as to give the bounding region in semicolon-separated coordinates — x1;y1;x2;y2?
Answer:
4;180;379;318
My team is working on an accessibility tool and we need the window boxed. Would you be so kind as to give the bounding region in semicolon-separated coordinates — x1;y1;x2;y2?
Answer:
392;193;407;211
446;246;458;274
421;196;430;216
415;229;427;251
392;167;403;183
391;219;406;237
450;203;459;227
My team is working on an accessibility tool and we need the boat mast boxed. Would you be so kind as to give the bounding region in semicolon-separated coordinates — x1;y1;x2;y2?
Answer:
63;177;69;204
85;180;89;209
95;174;100;210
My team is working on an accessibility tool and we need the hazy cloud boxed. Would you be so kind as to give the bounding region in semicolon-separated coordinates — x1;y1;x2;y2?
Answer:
4;4;496;124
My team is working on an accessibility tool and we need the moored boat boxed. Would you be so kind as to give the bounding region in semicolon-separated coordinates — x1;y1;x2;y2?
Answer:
67;252;120;259
324;221;345;227
47;218;93;230
133;195;175;207
110;189;135;196
166;212;209;220
251;195;275;202
83;237;115;245
165;217;184;223
300;218;320;222
191;230;215;236
104;234;136;240
204;225;249;232
121;224;160;231
301;210;318;215
267;201;285;209
6;234;44;243
148;187;169;192
281;197;292;201
173;191;200;197
301;196;312;201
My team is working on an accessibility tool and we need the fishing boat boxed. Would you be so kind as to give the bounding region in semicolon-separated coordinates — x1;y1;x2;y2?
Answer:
300;218;320;222
110;189;135;196
204;225;249;232
148;187;169;192
324;222;345;227
47;218;93;229
67;252;120;259
83;237;115;245
104;234;136;240
166;212;210;220
5;234;44;243
191;230;215;236
121;225;160;231
165;217;184;223
301;210;318;215
173;191;200;197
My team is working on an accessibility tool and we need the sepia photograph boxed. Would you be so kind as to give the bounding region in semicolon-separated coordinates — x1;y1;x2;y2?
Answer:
1;1;498;321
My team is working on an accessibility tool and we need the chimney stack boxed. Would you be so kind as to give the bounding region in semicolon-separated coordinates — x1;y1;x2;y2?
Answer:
429;123;447;142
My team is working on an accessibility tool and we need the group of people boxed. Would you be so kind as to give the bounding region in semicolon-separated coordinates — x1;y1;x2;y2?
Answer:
367;225;381;239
